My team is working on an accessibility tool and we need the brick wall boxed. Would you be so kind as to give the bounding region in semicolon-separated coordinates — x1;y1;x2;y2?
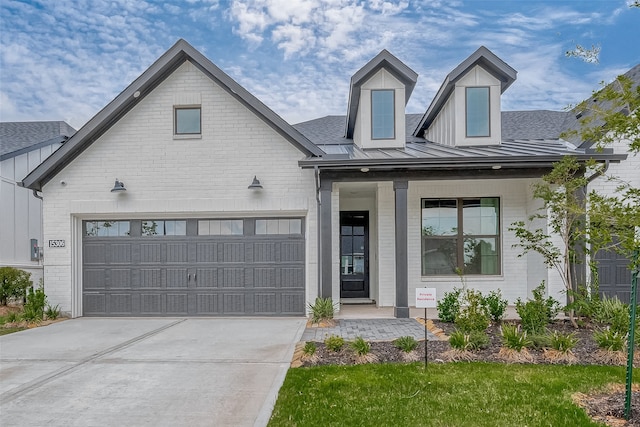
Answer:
41;61;318;316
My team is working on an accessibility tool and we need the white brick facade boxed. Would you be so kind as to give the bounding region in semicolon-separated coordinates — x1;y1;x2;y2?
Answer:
41;61;318;317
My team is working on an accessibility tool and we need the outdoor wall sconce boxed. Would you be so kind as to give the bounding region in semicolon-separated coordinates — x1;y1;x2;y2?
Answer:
111;178;127;192
248;176;263;190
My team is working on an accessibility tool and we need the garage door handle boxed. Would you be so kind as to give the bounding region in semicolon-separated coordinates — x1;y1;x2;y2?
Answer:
188;273;191;281
193;273;197;282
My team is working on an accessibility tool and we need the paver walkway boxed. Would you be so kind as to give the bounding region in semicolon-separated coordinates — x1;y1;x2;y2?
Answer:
301;318;438;341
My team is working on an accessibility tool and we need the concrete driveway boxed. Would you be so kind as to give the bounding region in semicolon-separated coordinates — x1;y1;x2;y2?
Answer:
0;317;306;427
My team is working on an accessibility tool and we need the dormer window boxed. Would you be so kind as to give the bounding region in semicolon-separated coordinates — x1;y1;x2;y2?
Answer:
466;87;490;137
371;89;395;139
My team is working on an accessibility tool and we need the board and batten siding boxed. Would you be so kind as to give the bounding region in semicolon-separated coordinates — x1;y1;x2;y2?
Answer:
1;143;62;284
41;61;318;317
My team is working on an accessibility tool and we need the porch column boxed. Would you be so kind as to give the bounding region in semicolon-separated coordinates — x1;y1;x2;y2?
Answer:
394;180;409;318
319;180;333;299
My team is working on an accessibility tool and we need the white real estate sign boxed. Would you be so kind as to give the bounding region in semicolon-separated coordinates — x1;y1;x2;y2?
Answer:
416;288;437;308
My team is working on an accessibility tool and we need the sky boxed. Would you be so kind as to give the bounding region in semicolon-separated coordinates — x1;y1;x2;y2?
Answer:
1;0;639;131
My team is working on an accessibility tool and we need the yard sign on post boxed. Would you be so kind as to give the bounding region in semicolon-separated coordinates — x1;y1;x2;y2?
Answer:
416;288;437;368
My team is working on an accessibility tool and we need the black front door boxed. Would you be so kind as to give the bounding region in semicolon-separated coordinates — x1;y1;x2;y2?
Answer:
340;211;369;299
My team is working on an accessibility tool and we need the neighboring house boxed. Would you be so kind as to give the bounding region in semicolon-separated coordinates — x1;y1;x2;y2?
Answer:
1;121;75;284
22;40;625;318
563;64;640;302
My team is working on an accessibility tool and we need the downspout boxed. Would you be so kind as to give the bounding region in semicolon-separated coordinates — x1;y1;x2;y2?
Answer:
581;160;610;297
32;189;43;200
315;165;322;299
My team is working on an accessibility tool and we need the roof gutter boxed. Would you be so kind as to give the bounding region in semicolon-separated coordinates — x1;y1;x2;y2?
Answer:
299;153;627;170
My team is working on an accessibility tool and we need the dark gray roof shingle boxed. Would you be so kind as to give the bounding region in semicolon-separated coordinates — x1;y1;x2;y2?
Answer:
0;121;75;158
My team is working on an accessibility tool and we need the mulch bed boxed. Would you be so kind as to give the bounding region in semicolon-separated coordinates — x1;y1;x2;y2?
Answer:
295;319;640;426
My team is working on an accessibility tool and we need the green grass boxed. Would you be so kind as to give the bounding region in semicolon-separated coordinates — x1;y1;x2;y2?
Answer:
269;362;634;427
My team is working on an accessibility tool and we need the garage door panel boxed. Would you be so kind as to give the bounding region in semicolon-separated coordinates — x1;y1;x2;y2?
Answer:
222;268;245;287
281;293;305;314
196;294;220;314
222;243;245;263
84;269;107;289
139;269;162;288
281;267;304;289
84;293;106;314
83;218;305;316
195;268;219;288
109;294;133;314
254;293;277;314
254;268;276;287
167;268;188;288
167;243;188;263
110;244;131;264
84;243;106;264
140;294;164;315
109;269;132;289
223;293;245;313
196;242;217;262
140;243;162;264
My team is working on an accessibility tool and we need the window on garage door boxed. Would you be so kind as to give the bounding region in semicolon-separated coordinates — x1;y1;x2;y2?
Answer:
85;221;130;237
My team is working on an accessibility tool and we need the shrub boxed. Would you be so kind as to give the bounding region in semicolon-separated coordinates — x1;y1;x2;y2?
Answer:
0;267;32;305
437;288;462;323
324;335;345;352
483;290;508;323
455;289;490;332
594;328;626;352
515;282;560;334
566;284;600;321
548;331;579;353
350;337;371;356
593;296;630;334
528;333;551;350
449;330;471;351
393;336;418;353
22;284;47;322
500;324;532;351
4;311;22;323
45;304;61;320
303;342;317;356
468;331;490;350
308;297;336;324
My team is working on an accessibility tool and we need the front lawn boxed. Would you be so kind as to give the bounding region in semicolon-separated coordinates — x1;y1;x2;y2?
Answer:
269;362;635;426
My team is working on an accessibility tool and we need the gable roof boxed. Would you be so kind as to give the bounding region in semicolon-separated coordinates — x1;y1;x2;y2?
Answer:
561;63;640;147
0;121;75;160
22;39;325;191
345;49;418;138
412;46;517;137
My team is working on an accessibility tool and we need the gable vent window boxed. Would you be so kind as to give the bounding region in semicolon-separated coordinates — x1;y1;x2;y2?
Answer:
371;89;395;139
466;87;490;137
174;107;201;135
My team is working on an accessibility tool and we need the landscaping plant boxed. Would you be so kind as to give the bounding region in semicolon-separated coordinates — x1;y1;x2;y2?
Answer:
308;297;337;324
455;289;490;332
350;337;378;364
45;304;61;320
593;328;627;365
437;287;462;323
543;331;579;364
22;283;47;322
515;282;560;334
0;267;32;306
303;341;317;356
324;335;345;352
483;289;508;323
499;323;534;363
393;336;418;353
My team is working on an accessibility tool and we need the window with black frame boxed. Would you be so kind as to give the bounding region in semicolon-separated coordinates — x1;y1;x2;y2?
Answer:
421;198;500;275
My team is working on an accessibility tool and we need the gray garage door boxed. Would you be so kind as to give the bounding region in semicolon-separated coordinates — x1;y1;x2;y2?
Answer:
594;246;632;303
82;218;305;316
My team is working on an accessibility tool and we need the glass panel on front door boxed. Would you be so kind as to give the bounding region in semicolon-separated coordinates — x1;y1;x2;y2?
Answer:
340;212;369;299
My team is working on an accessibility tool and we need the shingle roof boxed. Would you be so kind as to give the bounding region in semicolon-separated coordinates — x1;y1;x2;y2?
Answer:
561;63;640;147
0;121;75;158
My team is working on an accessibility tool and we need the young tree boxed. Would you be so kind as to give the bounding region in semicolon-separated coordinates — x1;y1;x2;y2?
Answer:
509;156;589;328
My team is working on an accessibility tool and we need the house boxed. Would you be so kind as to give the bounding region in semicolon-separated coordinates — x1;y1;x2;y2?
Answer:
21;39;625;318
1;121;75;283
563;64;640;302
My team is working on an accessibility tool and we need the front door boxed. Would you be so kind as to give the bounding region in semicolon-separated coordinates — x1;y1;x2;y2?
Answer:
340;211;369;299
